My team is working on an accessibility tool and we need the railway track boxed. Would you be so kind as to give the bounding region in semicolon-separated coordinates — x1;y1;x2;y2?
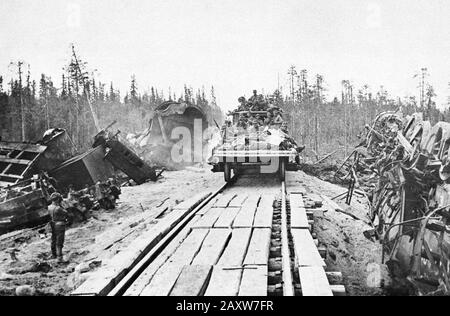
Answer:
72;173;345;296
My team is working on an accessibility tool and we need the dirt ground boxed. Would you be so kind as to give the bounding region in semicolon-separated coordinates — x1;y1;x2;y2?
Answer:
0;165;389;296
0;168;223;296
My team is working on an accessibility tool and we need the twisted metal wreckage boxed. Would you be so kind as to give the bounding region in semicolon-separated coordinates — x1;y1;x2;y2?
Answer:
336;111;450;294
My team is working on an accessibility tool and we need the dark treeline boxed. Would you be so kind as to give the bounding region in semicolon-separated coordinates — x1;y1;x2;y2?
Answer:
0;46;224;152
274;66;449;162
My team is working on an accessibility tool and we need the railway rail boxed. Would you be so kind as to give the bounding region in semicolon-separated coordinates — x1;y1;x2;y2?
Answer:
72;173;345;296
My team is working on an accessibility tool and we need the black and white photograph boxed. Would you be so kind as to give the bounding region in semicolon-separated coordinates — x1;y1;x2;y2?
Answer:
0;0;449;300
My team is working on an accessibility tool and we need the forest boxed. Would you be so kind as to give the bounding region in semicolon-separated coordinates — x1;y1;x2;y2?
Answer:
0;46;224;152
274;66;450;162
1;49;449;163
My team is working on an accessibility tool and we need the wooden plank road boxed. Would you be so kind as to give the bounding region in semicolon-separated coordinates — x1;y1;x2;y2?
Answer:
243;228;272;266
217;228;252;267
192;229;231;265
228;194;248;207
191;207;225;229
213;193;237;208
232;198;258;228
214;208;241;228
140;229;209;296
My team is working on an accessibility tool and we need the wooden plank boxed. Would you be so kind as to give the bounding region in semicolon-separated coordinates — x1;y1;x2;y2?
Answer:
291;229;326;267
238;266;268;296
191;207;224;229
217;228;252;267
0;173;23;179
214;207;240;228
243;228;271;266
0;142;46;153
197;206;212;216
0;157;32;165
258;195;274;209
291;207;309;229
232;199;258;228
72;208;199;296
298;266;333;296
290;193;305;208
213;193;237;208
173;192;212;211
192;229;231;265
169;265;212;296
228;194;248;207
253;205;273;228
124;224;192;296
205;267;242;296
140;229;209;296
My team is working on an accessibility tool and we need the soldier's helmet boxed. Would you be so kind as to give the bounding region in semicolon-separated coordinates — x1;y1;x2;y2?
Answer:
238;97;246;103
50;192;62;201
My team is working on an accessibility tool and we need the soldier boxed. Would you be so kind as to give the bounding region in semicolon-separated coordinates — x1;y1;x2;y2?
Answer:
107;178;121;208
248;90;258;104
48;193;69;263
237;97;248;111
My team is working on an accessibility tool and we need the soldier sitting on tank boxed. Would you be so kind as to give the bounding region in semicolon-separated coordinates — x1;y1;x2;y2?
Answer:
237;97;248;111
248;90;258;104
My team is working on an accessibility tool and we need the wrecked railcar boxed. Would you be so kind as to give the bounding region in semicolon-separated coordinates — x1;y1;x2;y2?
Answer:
93;129;162;184
0;177;51;234
0;129;75;188
49;146;115;191
126;101;208;169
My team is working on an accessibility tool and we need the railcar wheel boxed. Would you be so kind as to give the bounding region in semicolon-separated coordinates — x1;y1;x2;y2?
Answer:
224;163;232;182
279;159;286;181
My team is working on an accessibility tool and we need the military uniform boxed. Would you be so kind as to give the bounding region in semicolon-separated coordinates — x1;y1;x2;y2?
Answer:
48;194;69;262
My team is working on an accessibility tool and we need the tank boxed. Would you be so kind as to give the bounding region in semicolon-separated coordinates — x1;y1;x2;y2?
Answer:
209;95;304;182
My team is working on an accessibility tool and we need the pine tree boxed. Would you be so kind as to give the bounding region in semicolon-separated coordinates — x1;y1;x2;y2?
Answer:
130;75;138;105
211;85;217;106
109;82;116;102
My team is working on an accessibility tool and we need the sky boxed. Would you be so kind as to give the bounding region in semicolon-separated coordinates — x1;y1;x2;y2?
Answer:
0;0;449;111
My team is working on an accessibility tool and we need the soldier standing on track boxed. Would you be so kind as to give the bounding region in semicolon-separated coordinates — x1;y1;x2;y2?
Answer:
48;193;69;263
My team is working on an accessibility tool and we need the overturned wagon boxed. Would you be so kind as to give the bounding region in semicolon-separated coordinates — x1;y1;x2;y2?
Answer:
210;111;302;182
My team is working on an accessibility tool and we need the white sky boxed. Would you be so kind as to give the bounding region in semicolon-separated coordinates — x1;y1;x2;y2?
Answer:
1;0;449;111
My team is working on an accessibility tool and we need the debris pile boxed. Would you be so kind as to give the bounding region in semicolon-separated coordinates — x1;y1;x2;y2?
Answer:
337;111;450;295
0;123;162;235
0;173;122;234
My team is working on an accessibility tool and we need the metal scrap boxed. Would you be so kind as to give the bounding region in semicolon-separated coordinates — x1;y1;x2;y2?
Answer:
336;111;450;295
